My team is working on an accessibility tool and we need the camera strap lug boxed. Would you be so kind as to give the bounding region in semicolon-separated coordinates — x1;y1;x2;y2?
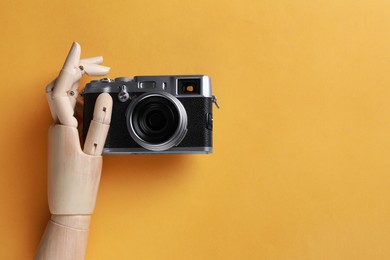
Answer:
212;95;220;109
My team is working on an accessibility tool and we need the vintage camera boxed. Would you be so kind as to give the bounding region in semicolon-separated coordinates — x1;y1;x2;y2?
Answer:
83;75;218;154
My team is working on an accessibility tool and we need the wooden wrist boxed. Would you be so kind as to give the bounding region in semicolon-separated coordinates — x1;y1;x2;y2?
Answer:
35;215;93;260
51;215;92;230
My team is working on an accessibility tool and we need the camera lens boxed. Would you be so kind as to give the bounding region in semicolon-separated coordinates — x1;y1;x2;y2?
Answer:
133;97;179;144
127;93;188;151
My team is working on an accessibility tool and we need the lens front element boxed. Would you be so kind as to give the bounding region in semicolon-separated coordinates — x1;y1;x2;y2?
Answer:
146;110;166;131
133;96;179;144
127;93;188;151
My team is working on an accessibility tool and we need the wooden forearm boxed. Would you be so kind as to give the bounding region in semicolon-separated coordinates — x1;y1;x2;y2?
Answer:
35;215;91;260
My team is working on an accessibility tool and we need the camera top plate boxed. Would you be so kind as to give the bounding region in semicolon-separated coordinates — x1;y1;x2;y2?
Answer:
83;75;212;98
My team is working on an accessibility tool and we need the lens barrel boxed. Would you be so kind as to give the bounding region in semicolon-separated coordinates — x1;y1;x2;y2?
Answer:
126;93;187;151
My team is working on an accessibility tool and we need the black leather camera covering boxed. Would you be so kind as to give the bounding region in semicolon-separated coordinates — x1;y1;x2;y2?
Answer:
83;93;212;151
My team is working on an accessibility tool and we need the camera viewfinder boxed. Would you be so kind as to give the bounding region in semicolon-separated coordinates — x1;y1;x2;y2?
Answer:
178;79;201;94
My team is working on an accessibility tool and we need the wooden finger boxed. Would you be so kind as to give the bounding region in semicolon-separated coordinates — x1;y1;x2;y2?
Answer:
83;93;112;155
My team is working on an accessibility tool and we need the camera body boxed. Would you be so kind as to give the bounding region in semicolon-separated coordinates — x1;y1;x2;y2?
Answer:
83;75;215;154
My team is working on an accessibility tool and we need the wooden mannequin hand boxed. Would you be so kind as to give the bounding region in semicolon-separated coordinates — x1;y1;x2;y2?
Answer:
35;42;113;260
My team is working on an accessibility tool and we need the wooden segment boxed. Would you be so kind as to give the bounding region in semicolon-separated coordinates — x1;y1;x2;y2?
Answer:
35;216;90;260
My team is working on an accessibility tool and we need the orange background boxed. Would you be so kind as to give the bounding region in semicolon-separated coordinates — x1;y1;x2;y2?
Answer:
1;0;390;259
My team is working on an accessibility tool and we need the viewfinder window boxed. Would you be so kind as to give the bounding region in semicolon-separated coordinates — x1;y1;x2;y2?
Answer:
178;79;201;94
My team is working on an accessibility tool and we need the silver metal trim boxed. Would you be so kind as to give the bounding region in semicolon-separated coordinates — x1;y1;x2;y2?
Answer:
126;92;188;152
100;78;113;83
102;147;212;155
201;75;212;97
83;75;212;98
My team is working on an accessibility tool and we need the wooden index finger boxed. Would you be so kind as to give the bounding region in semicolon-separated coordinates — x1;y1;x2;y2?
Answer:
53;42;81;98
